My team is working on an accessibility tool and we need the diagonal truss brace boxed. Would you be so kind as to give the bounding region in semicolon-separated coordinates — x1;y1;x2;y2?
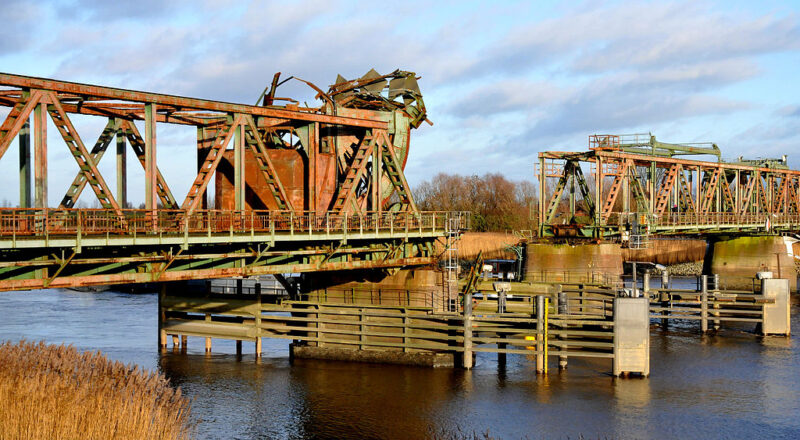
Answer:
44;92;124;217
376;130;418;211
242;115;293;210
181;115;243;213
0;90;43;160
118;120;178;208
331;132;377;212
59;119;117;208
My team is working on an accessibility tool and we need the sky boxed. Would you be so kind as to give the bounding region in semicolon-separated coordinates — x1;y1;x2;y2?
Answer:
1;0;799;206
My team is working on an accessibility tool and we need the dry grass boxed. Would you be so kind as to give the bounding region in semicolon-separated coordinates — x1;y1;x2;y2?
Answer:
442;232;522;260
0;340;192;440
623;238;707;265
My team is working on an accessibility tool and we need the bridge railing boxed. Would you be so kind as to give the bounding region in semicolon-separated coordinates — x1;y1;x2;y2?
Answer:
0;209;471;238
606;212;800;230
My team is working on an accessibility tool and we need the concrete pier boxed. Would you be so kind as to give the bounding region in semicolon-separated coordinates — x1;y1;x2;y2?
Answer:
707;236;797;291
524;242;623;284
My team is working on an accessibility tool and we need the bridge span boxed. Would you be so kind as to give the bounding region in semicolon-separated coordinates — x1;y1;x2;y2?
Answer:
0;70;467;293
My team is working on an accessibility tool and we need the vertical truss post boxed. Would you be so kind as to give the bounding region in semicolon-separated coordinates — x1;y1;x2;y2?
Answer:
622;164;630;214
197;126;212;209
538;156;545;235
594;156;602;227
115;118;127;208
307;123;317;212
234;117;245;211
374;131;382;213
145;103;157;224
649;161;656;212
569;165;575;218
19;118;31;208
34;101;47;208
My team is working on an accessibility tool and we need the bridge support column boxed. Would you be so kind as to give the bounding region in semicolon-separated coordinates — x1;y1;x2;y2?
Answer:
301;268;445;309
524;242;623;284
707;236;797;291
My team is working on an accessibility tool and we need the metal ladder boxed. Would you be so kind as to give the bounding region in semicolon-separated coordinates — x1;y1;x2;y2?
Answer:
444;213;462;312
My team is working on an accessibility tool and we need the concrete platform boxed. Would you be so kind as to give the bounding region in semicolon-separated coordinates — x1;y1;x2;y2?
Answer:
290;343;455;368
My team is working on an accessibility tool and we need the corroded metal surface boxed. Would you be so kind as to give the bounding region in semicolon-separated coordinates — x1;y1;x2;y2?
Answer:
0;70;467;291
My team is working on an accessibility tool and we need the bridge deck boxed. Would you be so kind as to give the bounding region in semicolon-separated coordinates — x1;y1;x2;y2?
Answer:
0;209;466;292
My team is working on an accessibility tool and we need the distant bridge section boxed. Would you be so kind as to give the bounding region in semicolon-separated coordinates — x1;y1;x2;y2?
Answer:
537;133;800;239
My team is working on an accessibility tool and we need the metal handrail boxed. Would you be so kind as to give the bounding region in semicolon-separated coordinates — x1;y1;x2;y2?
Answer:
0;208;472;237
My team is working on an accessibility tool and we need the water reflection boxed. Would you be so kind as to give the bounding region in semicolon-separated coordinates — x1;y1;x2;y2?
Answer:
0;288;798;439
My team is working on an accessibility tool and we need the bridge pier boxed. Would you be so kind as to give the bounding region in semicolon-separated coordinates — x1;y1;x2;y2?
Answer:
706;236;797;291
301;268;447;309
523;242;623;284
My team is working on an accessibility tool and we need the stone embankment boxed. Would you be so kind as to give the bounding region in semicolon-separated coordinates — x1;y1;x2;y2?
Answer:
665;260;703;276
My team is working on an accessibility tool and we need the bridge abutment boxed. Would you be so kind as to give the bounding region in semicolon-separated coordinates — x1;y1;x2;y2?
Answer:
706;236;797;291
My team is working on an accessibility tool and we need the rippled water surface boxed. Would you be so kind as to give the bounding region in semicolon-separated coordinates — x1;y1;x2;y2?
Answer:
0;288;798;439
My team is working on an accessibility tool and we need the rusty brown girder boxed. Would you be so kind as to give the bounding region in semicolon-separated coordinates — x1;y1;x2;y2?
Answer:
537;135;800;238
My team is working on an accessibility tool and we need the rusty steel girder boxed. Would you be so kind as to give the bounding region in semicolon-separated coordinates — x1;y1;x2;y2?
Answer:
0;69;426;215
0;69;466;292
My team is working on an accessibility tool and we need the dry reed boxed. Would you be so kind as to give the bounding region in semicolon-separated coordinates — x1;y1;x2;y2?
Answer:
440;232;522;261
623;238;707;265
0;340;192;440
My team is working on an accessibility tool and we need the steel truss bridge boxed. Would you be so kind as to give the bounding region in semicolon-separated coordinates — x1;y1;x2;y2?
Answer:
537;134;800;238
0;71;467;292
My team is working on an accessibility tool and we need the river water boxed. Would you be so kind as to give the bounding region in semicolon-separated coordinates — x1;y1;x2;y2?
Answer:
0;288;798;439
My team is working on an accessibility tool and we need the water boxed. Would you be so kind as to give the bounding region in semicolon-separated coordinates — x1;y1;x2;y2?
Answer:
1;288;798;439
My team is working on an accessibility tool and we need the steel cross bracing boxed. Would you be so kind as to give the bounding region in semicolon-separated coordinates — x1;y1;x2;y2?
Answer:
537;135;800;238
0;71;468;291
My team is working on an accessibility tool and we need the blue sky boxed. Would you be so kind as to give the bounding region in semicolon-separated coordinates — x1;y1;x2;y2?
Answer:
1;0;799;206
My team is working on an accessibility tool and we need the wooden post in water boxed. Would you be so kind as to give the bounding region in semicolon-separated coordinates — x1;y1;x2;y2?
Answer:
536;295;545;374
711;274;720;331
556;285;567;370
701;275;709;333
158;284;167;349
181;335;187;349
255;282;262;356
660;271;670;328
205;312;212;353
236;340;242;356
463;292;473;369
497;291;506;364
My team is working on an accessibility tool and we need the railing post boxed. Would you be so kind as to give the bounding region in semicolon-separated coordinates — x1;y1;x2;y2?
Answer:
701;275;709;333
463;291;473;369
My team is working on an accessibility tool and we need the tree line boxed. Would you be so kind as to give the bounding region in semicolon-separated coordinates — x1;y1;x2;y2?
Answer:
413;173;538;232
